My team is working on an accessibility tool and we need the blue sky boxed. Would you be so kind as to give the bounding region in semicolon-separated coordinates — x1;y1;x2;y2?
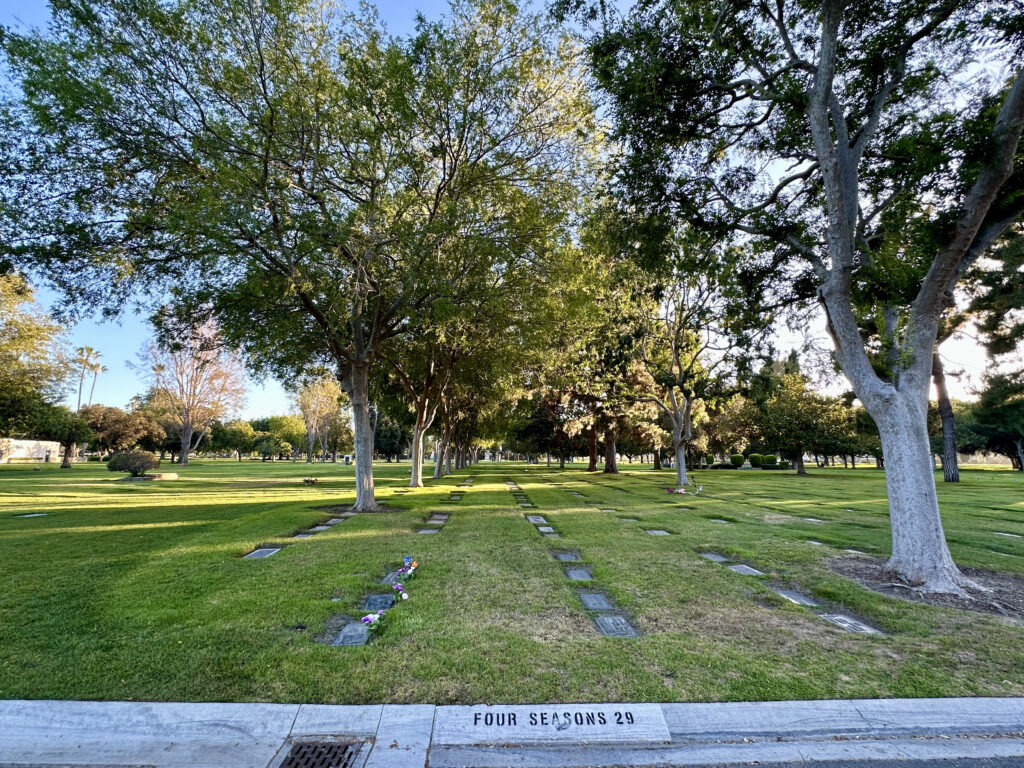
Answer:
0;0;463;418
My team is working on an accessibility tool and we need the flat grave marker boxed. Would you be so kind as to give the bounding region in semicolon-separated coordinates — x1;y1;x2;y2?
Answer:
803;517;823;523
325;518;344;525
699;552;729;563
293;533;313;539
807;540;824;546
330;622;369;646
620;518;639;522
579;592;614;610
543;533;560;538
594;614;639;637
600;509;617;513
432;703;670;746
708;518;731;524
526;515;547;524
418;528;440;534
243;547;281;559
363;593;395;611
552;551;581;562
645;529;671;536
15;513;48;518
309;525;330;532
995;532;1022;538
821;613;882;635
844;549;867;555
565;567;592;581
770;587;819;607
728;564;765;576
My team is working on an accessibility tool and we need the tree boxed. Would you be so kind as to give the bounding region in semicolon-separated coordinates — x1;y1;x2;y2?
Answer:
758;375;854;475
971;371;1024;469
33;404;93;469
2;0;593;512
0;275;69;438
80;404;163;455
637;231;771;486
211;419;257;461
295;376;344;462
374;415;410;463
136;324;246;465
564;0;1024;593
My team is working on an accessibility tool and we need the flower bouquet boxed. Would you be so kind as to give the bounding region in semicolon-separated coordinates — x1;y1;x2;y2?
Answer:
361;610;385;633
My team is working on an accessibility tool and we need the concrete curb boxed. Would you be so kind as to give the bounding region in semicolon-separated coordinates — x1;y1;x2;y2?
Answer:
0;697;1021;767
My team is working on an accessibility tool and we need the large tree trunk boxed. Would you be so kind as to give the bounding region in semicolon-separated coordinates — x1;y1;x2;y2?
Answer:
932;352;959;483
875;397;970;593
587;428;598;472
306;433;315;464
652;449;662;470
179;423;193;466
1015;438;1024;472
793;453;806;475
60;440;73;469
603;428;618;474
345;360;379;512
432;437;446;479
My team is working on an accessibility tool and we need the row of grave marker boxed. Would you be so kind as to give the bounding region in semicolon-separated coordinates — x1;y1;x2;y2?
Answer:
698;551;882;634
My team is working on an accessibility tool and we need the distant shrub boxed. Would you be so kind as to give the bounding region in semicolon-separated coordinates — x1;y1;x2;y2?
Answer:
87;455;102;462
778;460;792;470
762;454;777;465
706;455;715;465
711;462;738;469
748;453;763;467
730;453;745;467
107;450;160;477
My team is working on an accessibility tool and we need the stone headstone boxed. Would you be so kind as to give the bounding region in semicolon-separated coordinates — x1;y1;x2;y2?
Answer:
537;526;555;533
432;703;670;746
293;533;313;539
381;570;402;584
620;518;639;522
418;528;440;534
645;530;671;536
708;518;731;524
821;613;882;634
579;592;614;610
995;532;1022;538
727;564;764;576
543;533;561;538
15;513;47;518
806;540;824;546
520;503;535;508
699;552;729;562
325;518;344;525
770;587;819;607
363;593;395;611
594;614;639;637
552;551;581;562
601;509;617;513
309;525;330;532
526;515;547;523
565;567;592;581
803;517;823;523
330;622;369;646
243;548;281;559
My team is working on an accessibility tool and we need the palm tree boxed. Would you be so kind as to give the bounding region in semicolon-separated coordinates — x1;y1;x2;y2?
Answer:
87;363;107;406
74;346;98;411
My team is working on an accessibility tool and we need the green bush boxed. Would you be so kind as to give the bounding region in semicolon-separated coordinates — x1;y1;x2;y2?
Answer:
748;453;763;467
87;455;102;462
730;453;745;467
107;450;160;477
762;454;777;465
706;455;715;465
778;460;792;470
711;462;738;469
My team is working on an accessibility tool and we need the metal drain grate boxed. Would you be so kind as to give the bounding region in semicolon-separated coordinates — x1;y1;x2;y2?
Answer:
280;741;363;768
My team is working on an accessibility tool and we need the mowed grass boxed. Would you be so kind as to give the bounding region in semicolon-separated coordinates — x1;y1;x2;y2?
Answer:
0;459;1022;704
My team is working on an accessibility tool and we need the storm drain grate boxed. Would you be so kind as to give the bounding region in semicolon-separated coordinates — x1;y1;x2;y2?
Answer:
280;741;363;768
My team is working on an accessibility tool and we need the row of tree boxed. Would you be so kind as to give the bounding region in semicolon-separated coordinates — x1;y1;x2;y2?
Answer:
3;0;1023;598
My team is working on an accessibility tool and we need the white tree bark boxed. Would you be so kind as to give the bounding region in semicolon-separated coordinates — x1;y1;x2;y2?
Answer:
344;360;379;512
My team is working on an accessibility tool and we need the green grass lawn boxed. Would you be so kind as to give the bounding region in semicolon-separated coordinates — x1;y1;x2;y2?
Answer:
1;459;1022;704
